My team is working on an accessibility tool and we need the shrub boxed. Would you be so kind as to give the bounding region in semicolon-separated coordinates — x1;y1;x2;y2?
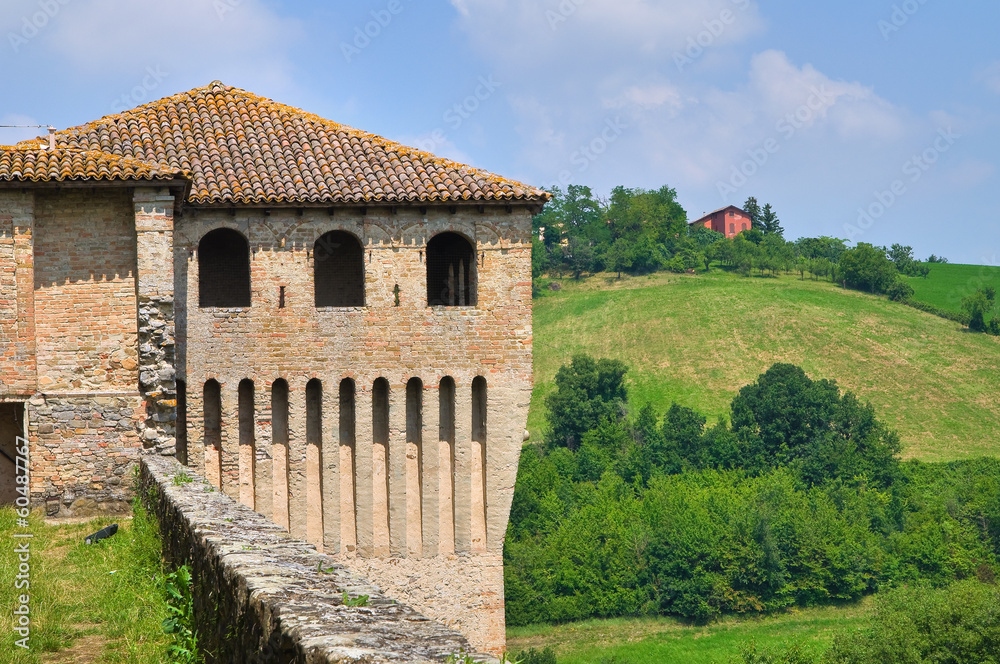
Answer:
824;580;1000;663
886;280;913;302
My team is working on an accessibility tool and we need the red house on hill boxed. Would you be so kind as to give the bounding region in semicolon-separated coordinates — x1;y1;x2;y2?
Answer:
690;205;751;238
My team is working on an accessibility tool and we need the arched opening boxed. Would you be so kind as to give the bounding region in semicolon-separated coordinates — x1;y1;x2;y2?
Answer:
203;380;222;489
271;379;290;531
198;229;251;308
306;378;324;548
426;232;476;306
471;376;488;551
406;377;423;556
176;381;187;466
238;379;256;509
438;376;456;554
339;378;357;554
372;377;390;556
314;231;365;307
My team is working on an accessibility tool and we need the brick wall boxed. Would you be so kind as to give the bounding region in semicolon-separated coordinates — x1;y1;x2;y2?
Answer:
32;189;138;392
20;188;144;513
175;205;533;652
0;191;37;396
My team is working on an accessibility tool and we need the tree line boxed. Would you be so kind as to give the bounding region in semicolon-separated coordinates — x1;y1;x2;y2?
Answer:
505;355;1000;627
534;185;1000;336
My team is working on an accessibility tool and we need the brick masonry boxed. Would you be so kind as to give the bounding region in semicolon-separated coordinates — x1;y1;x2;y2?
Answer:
0;183;534;653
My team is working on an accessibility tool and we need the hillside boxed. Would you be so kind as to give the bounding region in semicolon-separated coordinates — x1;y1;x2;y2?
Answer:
903;262;1000;315
530;269;1000;461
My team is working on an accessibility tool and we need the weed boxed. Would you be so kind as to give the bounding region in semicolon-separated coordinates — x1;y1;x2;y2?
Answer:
172;471;194;486
342;591;370;607
162;565;202;664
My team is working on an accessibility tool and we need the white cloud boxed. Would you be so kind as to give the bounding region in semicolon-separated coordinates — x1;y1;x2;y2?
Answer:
31;0;302;90
450;0;764;68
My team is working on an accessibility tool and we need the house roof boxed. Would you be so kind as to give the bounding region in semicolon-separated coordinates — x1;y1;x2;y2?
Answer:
10;81;548;206
689;205;748;225
0;146;189;184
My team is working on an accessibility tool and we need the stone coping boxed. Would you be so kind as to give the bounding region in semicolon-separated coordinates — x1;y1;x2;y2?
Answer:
140;455;493;663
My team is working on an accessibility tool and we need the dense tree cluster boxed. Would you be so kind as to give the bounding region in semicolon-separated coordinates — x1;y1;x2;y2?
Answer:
505;356;1000;627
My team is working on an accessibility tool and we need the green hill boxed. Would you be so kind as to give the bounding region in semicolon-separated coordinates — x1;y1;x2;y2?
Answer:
903;262;1000;315
530;269;1000;461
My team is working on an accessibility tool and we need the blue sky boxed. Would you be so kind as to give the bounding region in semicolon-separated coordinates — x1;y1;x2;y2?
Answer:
1;0;997;264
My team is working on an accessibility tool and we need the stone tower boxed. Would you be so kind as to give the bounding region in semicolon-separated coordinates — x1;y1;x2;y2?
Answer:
0;81;548;652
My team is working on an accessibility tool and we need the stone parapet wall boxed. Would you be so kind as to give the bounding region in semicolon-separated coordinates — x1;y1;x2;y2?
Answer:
141;454;494;664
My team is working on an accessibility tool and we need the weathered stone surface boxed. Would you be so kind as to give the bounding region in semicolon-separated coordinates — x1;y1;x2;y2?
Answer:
141;455;493;664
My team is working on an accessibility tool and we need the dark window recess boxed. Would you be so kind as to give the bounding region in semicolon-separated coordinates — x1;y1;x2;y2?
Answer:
314;231;364;307
1;403;26;505
176;381;187;465
426;232;476;306
199;229;251;307
279;286;286;309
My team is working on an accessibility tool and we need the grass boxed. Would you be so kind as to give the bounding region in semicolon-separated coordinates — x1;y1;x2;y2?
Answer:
530;268;1000;461
0;502;174;663
903;262;1000;315
507;601;871;664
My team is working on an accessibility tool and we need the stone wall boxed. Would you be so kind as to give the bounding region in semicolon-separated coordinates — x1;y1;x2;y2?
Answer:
28;394;141;515
141;454;492;664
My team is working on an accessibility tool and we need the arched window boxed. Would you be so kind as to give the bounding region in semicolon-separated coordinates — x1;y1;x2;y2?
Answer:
314;231;365;307
199;229;251;308
426;232;476;307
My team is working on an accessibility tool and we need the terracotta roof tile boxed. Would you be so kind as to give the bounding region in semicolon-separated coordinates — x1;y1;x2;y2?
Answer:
34;81;549;206
0;146;188;184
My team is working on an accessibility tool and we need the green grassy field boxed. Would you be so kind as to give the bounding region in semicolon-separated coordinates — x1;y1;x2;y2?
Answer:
0;505;174;663
507;602;870;664
530;269;1000;461
903;262;1000;315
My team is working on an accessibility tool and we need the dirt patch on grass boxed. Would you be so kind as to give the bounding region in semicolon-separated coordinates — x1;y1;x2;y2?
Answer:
41;631;108;664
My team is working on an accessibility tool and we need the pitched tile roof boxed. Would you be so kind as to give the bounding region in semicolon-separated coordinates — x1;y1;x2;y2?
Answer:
689;205;748;225
30;81;548;206
0;146;188;184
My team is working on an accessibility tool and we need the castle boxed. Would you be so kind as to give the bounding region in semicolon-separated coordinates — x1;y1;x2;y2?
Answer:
0;81;547;651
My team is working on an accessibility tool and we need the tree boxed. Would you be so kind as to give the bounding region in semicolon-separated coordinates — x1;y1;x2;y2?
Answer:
545;354;628;450
839;243;899;294
729;363;900;486
743;196;762;229
605;238;634;279
759;203;784;237
926;254;949;263
795;236;847;263
886;243;915;273
563;236;595;280
886;280;914;302
962;288;995;332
